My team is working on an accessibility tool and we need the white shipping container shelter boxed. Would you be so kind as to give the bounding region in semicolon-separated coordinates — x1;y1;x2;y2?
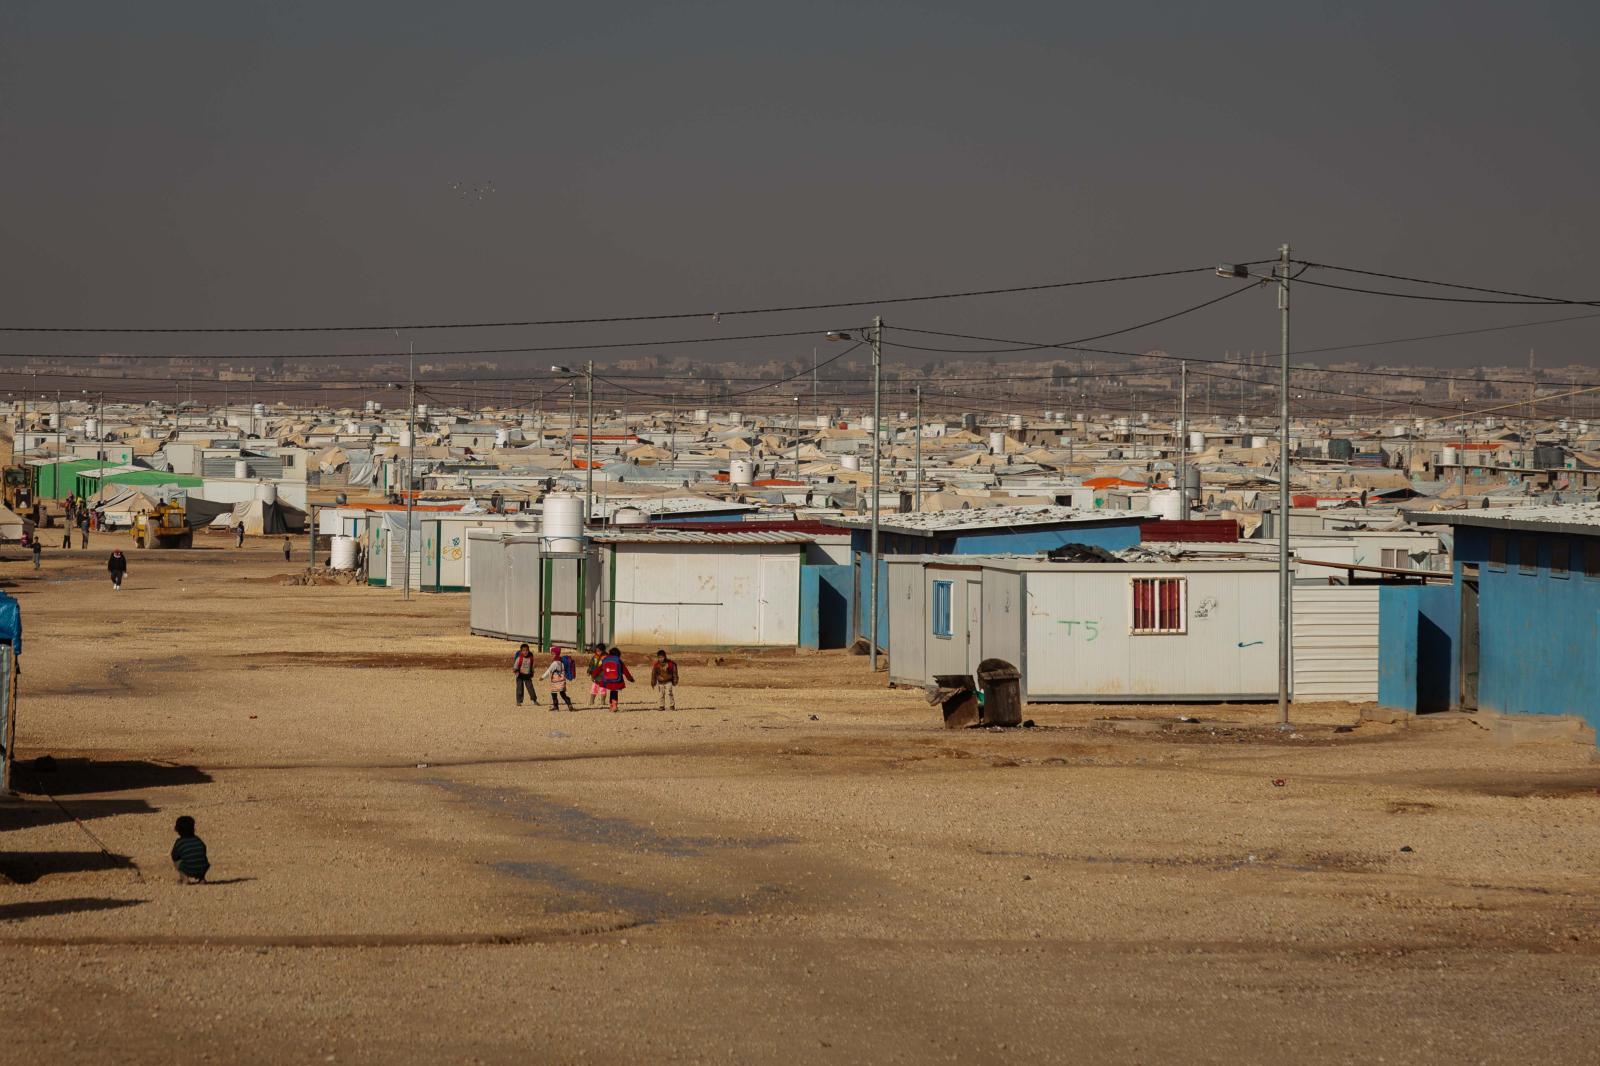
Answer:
598;535;805;647
886;556;1281;701
469;530;604;648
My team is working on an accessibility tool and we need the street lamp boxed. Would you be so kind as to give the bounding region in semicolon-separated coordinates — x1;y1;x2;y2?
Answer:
828;317;883;671
552;363;595;522
1217;245;1292;728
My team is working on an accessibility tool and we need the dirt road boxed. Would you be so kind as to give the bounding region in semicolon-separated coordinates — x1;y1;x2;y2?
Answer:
1;548;1598;1064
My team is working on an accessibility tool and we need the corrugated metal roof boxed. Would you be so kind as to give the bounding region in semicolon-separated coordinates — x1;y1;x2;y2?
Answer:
1409;503;1600;533
829;504;1139;536
590;529;814;545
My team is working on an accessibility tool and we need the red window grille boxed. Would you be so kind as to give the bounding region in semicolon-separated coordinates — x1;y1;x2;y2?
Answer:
1131;577;1186;634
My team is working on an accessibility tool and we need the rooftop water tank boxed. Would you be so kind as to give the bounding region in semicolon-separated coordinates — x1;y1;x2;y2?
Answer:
1250;435;1270;449
862;415;876;431
729;459;756;486
840;455;861;471
989;431;1006;456
541;493;586;553
234;460;249;479
1149;489;1183;522
694;408;709;424
1189;431;1206;450
1008;414;1024;432
254;403;268;416
416;403;429;419
612;506;647;526
256;481;278;504
815;414;830;429
1441;446;1459;466
85;417;99;439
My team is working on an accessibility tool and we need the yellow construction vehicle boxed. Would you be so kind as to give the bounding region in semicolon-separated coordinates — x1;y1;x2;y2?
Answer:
132;501;193;549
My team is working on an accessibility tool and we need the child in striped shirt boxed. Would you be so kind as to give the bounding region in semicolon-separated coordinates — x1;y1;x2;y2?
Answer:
171;815;210;884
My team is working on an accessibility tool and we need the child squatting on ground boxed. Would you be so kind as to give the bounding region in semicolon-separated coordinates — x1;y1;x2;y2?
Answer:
171;815;210;884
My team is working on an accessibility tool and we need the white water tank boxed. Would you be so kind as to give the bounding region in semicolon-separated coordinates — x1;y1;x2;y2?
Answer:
612;506;647;526
862;415;876;432
1008;414;1024;432
234;460;249;479
1114;417;1131;432
815;414;830;429
494;428;509;447
416;403;429;419
1559;419;1570;432
330;535;358;570
1139;412;1151;424
254;403;268;416
729;459;756;486
1150;489;1183;522
840;455;861;471
344;421;358;434
1189;431;1206;450
989;431;1006;456
85;417;99;438
256;481;278;504
694;408;709;424
399;430;413;448
729;411;742;424
541;493;587;553
1250;435;1271;449
897;410;909;422
1441;446;1460;466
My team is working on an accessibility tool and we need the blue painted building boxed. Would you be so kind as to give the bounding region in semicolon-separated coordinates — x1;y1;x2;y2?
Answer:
828;506;1147;650
1380;506;1600;738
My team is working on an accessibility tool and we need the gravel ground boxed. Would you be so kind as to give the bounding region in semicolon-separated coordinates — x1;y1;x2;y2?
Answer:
1;546;1598;1064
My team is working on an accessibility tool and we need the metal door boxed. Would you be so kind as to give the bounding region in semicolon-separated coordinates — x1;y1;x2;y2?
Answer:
965;578;984;675
1459;567;1479;711
758;555;800;645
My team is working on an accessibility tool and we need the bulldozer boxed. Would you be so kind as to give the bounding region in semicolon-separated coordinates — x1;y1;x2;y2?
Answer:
132;501;193;549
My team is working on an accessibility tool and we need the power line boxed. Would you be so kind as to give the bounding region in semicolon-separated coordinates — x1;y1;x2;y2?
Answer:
0;266;1228;334
1296;260;1596;306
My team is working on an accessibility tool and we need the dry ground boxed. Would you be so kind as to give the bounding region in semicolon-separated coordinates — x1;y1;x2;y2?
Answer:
1;546;1598;1065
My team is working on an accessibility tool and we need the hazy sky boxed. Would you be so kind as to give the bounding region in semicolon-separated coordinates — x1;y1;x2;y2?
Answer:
2;0;1597;376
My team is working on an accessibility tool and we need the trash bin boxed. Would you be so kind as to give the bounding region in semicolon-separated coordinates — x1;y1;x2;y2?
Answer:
976;659;1023;727
929;673;980;729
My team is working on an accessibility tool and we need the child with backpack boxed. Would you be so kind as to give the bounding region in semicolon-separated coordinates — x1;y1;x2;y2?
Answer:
597;647;633;713
542;645;577;711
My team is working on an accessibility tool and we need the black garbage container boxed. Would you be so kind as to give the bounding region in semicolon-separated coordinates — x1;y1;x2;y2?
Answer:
975;659;1023;727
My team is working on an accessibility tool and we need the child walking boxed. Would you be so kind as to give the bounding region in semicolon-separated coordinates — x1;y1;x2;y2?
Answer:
650;649;679;711
585;643;606;707
170;815;210;884
512;642;538;706
597;647;634;713
542;645;577;711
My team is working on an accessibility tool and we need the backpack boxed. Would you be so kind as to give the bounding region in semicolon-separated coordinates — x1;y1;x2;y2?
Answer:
600;657;623;685
558;655;575;681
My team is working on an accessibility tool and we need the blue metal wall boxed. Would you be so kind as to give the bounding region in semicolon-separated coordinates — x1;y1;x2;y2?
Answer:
799;564;852;649
1456;526;1600;731
1378;584;1458;714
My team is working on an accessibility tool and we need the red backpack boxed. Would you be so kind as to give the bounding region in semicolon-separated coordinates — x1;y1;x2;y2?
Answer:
600;657;623;685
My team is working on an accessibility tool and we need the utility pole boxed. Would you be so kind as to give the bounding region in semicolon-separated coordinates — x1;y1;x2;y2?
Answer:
1275;243;1292;728
55;390;61;466
585;360;595;522
913;384;923;511
812;347;819;427
869;315;883;672
567;378;577;465
403;346;415;602
1178;361;1188;517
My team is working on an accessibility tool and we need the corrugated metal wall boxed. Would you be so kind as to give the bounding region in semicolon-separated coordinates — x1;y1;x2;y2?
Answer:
1291;586;1379;702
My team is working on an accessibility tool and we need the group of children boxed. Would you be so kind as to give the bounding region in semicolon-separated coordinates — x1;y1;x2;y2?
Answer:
513;643;681;713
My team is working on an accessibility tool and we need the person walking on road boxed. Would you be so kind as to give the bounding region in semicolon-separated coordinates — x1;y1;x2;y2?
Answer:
107;549;128;591
282;536;292;562
60;523;71;549
542;646;577;712
235;522;246;548
650;649;679;711
512;642;538;706
79;519;89;550
31;539;41;570
597;647;633;713
585;643;606;706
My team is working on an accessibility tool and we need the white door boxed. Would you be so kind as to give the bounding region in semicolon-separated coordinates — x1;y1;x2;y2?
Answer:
758;555;800;645
965;578;984;674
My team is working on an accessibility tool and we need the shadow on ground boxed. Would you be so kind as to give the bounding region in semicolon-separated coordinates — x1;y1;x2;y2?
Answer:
0;798;156;831
13;758;211;796
0;898;144;923
0;850;137;884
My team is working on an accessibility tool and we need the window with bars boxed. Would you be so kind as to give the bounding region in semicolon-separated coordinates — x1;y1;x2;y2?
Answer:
931;580;953;638
1130;576;1186;635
